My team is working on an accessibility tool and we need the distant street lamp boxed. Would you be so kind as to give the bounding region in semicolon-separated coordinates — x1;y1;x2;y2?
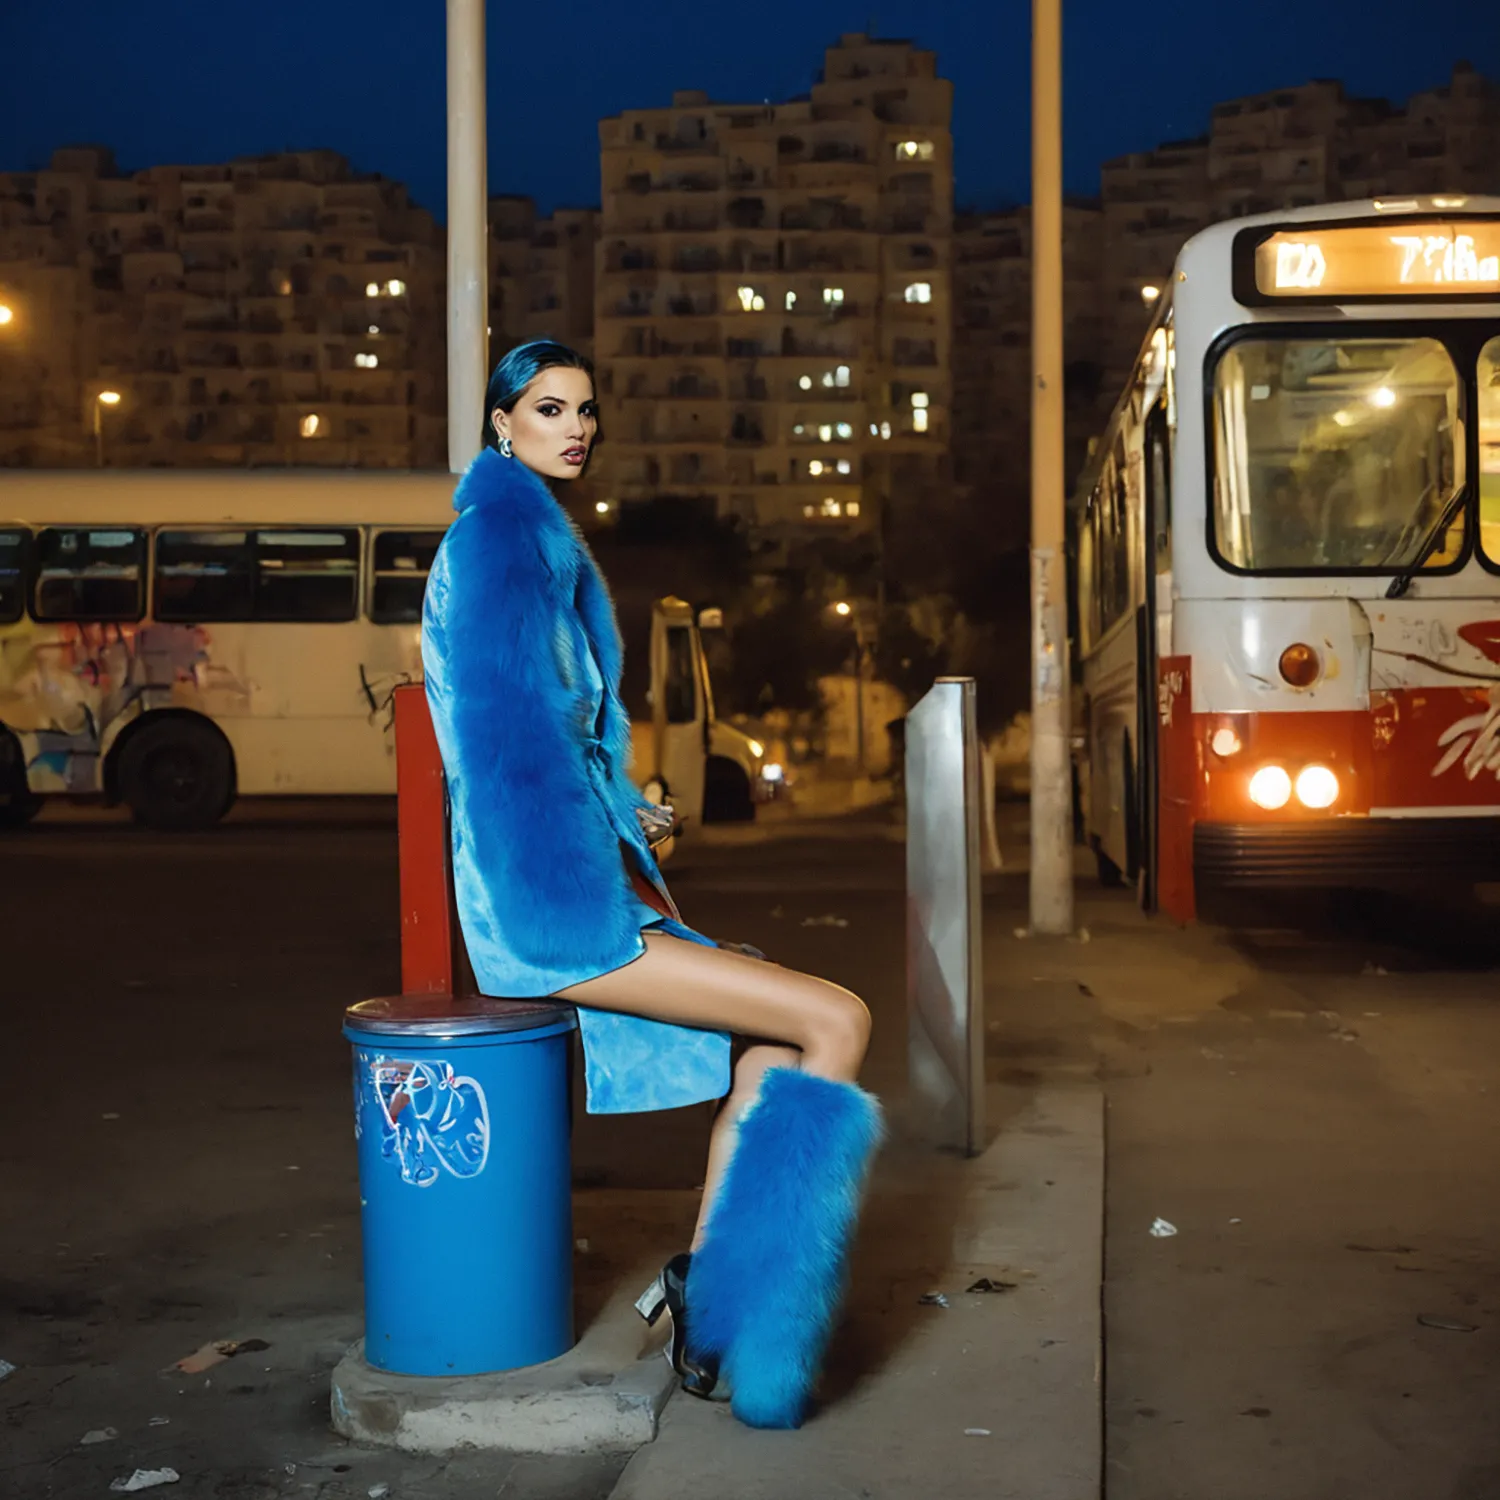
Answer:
829;600;873;771
0;303;14;327
94;389;122;467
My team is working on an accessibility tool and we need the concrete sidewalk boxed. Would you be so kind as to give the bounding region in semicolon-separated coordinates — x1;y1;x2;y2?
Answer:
608;1079;1102;1500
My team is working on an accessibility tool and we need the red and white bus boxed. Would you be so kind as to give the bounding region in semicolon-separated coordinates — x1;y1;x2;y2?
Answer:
1073;197;1500;920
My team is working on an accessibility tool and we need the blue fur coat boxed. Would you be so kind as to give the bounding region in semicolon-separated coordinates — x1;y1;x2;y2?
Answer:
421;447;730;1114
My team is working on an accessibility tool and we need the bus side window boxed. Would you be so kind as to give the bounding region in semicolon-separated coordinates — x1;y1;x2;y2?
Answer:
34;527;146;623
664;625;697;724
0;529;30;625
255;530;360;622
1146;410;1172;575
371;530;445;624
155;531;254;621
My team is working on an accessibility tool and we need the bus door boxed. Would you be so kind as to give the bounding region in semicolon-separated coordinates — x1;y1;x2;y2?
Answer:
649;601;708;827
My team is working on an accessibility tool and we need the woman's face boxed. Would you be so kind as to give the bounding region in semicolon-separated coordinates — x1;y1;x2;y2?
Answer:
492;367;598;482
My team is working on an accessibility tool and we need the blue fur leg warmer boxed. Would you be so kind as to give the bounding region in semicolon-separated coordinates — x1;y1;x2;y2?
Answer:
685;1067;883;1429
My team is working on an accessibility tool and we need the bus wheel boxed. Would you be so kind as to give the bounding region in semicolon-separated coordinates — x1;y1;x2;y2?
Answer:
118;717;236;832
703;756;755;823
0;729;41;829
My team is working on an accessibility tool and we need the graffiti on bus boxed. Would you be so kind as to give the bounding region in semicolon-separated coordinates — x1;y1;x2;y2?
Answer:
0;620;248;792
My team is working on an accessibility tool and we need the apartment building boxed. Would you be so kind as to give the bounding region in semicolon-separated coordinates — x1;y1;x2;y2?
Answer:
594;33;953;550
0;147;446;468
951;203;1103;551
1097;63;1500;393
489;197;599;360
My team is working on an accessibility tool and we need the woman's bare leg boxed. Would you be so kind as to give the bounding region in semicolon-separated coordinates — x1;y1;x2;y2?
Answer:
692;1044;800;1248
559;935;872;1249
556;933;871;1082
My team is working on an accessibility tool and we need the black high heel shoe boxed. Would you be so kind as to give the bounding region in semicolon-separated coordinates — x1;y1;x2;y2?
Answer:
634;1252;723;1400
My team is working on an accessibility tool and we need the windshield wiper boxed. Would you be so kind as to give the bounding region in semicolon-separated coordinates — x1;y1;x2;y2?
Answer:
1386;486;1466;600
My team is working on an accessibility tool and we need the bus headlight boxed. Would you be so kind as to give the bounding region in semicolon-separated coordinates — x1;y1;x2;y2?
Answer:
1295;764;1339;809
761;762;784;783
1248;765;1292;810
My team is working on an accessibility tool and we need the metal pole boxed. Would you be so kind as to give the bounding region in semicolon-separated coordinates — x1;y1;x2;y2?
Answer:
446;0;488;475
1028;0;1074;934
93;401;103;468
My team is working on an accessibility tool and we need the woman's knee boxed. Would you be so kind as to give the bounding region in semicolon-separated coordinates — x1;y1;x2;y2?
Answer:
808;985;871;1069
731;1043;800;1102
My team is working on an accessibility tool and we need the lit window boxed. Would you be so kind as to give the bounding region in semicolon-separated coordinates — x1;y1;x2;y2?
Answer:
799;375;813;390
846;500;861;517
822;371;835;388
869;423;880;436
737;285;765;312
835;365;850;387
880;421;892;440
818;424;833;441
785;291;797;310
808;460;825;476
365;282;380;297
367;323;380;334
836;459;851;475
905;282;932;304
277;278;292;296
820;497;841;517
823;287;844;306
387;278;406;297
913;408;929;432
835;422;852;439
895;140;935;161
299;414;322;438
595;500;613;515
355;352;379;368
911;391;929;408
803;504;816;518
793;423;806;435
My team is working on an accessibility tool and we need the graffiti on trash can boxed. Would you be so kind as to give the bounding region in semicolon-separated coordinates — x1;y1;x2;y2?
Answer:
366;1057;490;1187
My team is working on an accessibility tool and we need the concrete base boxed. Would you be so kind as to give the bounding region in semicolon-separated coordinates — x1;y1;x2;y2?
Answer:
330;1223;693;1457
330;1339;677;1456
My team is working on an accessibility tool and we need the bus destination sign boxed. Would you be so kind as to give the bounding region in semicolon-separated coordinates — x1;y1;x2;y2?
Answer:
1254;221;1500;298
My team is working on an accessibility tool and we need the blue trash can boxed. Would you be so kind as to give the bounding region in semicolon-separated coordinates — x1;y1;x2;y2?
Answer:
344;995;578;1376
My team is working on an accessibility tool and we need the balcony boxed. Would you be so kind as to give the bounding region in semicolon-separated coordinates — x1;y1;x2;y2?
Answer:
667;296;716;317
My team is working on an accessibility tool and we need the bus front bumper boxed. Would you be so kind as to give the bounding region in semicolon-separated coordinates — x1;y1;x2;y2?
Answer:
1194;817;1500;892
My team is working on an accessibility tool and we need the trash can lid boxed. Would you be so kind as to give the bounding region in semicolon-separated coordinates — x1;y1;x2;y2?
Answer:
345;995;576;1038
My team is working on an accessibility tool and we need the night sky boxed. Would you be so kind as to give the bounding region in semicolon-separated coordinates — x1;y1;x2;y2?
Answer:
2;1;1496;218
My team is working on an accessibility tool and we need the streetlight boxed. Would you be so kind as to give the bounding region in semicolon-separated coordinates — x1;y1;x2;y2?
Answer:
829;601;870;772
0;303;14;327
94;390;122;467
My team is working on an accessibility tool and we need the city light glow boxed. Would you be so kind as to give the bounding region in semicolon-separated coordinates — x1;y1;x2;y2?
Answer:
0;304;13;326
913;409;929;432
905;282;932;303
299;414;322;437
366;282;380;297
833;601;852;616
97;390;122;406
1141;284;1161;303
823;287;844;306
595;500;612;514
355;352;380;368
799;374;813;389
1368;386;1396;408
809;460;825;475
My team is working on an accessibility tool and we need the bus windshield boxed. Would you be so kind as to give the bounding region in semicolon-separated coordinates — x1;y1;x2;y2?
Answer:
1212;335;1465;573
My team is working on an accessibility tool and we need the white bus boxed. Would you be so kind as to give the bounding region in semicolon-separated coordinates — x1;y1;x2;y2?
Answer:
1073;197;1500;920
0;471;766;830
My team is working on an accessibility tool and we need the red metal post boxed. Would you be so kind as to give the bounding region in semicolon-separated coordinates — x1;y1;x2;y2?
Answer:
394;684;457;995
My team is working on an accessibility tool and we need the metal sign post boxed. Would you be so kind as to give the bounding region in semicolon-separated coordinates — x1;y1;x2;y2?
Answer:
447;0;488;475
905;677;985;1156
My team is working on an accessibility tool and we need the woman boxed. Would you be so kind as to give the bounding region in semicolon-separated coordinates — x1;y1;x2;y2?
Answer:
421;340;880;1431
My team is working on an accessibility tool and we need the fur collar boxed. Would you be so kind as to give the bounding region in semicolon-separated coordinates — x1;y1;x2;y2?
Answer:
450;445;627;760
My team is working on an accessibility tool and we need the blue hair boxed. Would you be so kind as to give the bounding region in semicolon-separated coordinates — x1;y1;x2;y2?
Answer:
482;339;595;452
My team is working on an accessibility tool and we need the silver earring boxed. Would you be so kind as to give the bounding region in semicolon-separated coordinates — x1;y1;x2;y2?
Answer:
498;436;514;459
